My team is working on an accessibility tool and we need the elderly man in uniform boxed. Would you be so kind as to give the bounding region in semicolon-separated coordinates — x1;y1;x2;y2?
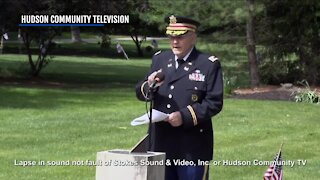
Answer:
135;15;223;180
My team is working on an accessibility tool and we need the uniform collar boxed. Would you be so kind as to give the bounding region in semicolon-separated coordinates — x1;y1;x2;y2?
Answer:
174;46;194;62
174;47;194;68
167;47;201;83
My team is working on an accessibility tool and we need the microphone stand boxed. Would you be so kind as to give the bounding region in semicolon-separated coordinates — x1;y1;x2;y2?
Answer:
147;87;155;151
145;72;164;151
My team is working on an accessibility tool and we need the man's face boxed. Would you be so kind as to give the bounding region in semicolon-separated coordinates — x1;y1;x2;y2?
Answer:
169;31;197;58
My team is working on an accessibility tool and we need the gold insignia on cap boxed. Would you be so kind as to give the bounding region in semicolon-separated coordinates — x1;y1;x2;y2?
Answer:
169;15;177;24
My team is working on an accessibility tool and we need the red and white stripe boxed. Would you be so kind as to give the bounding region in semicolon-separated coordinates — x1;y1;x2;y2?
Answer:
264;164;283;180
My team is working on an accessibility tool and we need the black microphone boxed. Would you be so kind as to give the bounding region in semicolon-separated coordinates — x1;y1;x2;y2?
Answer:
149;72;165;89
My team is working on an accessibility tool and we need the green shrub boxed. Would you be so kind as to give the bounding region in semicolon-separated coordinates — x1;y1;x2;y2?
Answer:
292;80;320;104
259;59;303;85
99;34;111;49
0;67;14;78
223;73;237;95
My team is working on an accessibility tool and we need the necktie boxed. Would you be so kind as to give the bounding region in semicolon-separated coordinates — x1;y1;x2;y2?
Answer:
177;58;185;68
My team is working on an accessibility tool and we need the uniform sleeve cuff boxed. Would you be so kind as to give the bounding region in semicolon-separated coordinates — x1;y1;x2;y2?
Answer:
180;105;198;128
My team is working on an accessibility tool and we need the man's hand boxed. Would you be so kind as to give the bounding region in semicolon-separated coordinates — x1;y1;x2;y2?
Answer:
166;111;183;127
147;69;163;86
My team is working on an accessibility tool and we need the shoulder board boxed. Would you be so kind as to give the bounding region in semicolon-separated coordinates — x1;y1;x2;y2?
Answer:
208;56;219;63
154;50;162;56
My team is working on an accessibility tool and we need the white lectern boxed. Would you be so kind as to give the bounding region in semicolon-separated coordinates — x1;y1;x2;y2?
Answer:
96;150;165;180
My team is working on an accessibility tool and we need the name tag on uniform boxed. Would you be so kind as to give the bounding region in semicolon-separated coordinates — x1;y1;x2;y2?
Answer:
189;72;205;82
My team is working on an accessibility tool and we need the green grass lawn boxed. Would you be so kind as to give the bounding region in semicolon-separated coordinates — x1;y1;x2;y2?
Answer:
0;54;319;179
1;36;249;88
0;87;318;180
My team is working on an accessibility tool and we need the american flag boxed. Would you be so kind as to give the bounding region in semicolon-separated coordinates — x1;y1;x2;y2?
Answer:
263;150;283;180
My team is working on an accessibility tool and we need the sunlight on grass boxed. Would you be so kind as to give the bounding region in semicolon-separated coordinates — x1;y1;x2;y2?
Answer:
0;85;318;179
0;53;319;179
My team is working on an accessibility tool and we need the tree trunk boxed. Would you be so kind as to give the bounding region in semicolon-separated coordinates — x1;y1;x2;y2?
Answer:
0;35;3;54
0;28;4;54
71;26;82;43
130;34;144;57
22;32;36;74
298;47;318;85
246;0;260;87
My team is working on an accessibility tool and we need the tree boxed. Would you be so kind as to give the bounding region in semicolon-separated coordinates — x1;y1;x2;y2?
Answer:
257;0;320;85
94;0;159;57
51;0;85;43
129;13;149;57
90;0;137;50
127;0;155;57
71;26;82;43
20;26;59;76
144;0;246;34
1;0;62;76
246;0;260;87
0;0;19;54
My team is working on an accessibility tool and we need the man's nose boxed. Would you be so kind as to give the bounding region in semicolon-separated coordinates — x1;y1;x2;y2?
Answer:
173;38;179;44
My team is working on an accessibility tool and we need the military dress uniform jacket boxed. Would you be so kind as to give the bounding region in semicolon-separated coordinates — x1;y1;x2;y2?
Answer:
135;48;223;162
